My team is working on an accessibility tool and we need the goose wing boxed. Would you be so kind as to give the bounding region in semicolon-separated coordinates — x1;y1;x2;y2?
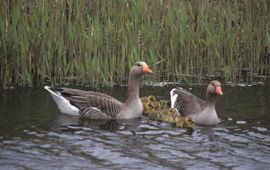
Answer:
54;87;123;119
170;87;205;116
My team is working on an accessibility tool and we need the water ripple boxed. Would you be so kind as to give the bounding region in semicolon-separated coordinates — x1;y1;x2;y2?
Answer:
1;86;270;169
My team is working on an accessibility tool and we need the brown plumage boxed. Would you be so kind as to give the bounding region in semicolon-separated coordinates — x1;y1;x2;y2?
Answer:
45;61;152;119
170;80;223;126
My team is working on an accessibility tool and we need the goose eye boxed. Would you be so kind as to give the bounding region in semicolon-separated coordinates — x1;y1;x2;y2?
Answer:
137;64;141;67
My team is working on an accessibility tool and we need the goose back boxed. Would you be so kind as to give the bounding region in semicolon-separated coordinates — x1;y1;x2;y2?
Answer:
170;87;206;116
51;87;123;119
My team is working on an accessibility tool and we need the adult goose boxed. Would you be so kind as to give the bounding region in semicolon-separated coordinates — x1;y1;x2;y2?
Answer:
45;61;153;119
170;80;223;126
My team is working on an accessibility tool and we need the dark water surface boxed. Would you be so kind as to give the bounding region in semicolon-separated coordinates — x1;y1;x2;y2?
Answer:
0;84;270;170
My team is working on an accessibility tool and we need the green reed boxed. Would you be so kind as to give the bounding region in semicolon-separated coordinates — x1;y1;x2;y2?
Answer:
0;0;269;88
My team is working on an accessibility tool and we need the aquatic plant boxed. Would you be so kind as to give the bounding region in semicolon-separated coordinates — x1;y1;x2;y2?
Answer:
0;0;269;87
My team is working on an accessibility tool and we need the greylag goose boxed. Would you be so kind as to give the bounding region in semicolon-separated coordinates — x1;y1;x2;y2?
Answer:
45;61;152;119
170;80;223;126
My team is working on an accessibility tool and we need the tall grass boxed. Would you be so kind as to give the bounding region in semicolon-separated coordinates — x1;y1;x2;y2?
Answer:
0;0;269;87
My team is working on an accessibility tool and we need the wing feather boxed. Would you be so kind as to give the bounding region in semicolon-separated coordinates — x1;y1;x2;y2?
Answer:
56;87;123;119
171;87;206;116
79;107;111;119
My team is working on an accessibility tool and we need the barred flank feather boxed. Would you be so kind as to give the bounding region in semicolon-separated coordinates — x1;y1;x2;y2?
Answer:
171;88;205;116
58;87;123;119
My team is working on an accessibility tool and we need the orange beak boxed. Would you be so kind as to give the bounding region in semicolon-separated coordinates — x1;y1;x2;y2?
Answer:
143;65;153;74
215;86;223;95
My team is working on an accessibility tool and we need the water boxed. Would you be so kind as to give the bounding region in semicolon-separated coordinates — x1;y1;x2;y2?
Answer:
0;84;270;170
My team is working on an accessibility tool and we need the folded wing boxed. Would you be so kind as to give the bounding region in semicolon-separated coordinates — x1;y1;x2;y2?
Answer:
54;87;123;119
170;87;205;116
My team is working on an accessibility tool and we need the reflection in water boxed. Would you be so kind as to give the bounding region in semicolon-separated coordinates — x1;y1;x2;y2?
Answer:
57;116;141;133
0;85;270;169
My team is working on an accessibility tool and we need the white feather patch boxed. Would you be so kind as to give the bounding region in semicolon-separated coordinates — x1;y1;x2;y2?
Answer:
44;86;79;116
170;88;178;108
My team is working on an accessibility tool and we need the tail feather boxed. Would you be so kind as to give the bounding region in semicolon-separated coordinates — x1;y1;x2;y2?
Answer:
170;88;178;108
44;86;79;116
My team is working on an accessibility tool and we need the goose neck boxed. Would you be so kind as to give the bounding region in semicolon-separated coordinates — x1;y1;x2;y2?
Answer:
127;75;141;99
205;92;217;106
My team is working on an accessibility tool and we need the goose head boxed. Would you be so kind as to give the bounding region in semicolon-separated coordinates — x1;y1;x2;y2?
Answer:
144;102;155;115
130;61;153;78
158;99;168;110
147;95;156;103
205;80;223;103
207;80;223;96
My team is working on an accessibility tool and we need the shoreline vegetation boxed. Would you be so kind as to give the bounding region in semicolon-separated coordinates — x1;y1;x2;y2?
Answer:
0;0;270;88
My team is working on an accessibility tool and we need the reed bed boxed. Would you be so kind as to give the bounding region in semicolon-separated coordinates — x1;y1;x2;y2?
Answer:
0;0;269;87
